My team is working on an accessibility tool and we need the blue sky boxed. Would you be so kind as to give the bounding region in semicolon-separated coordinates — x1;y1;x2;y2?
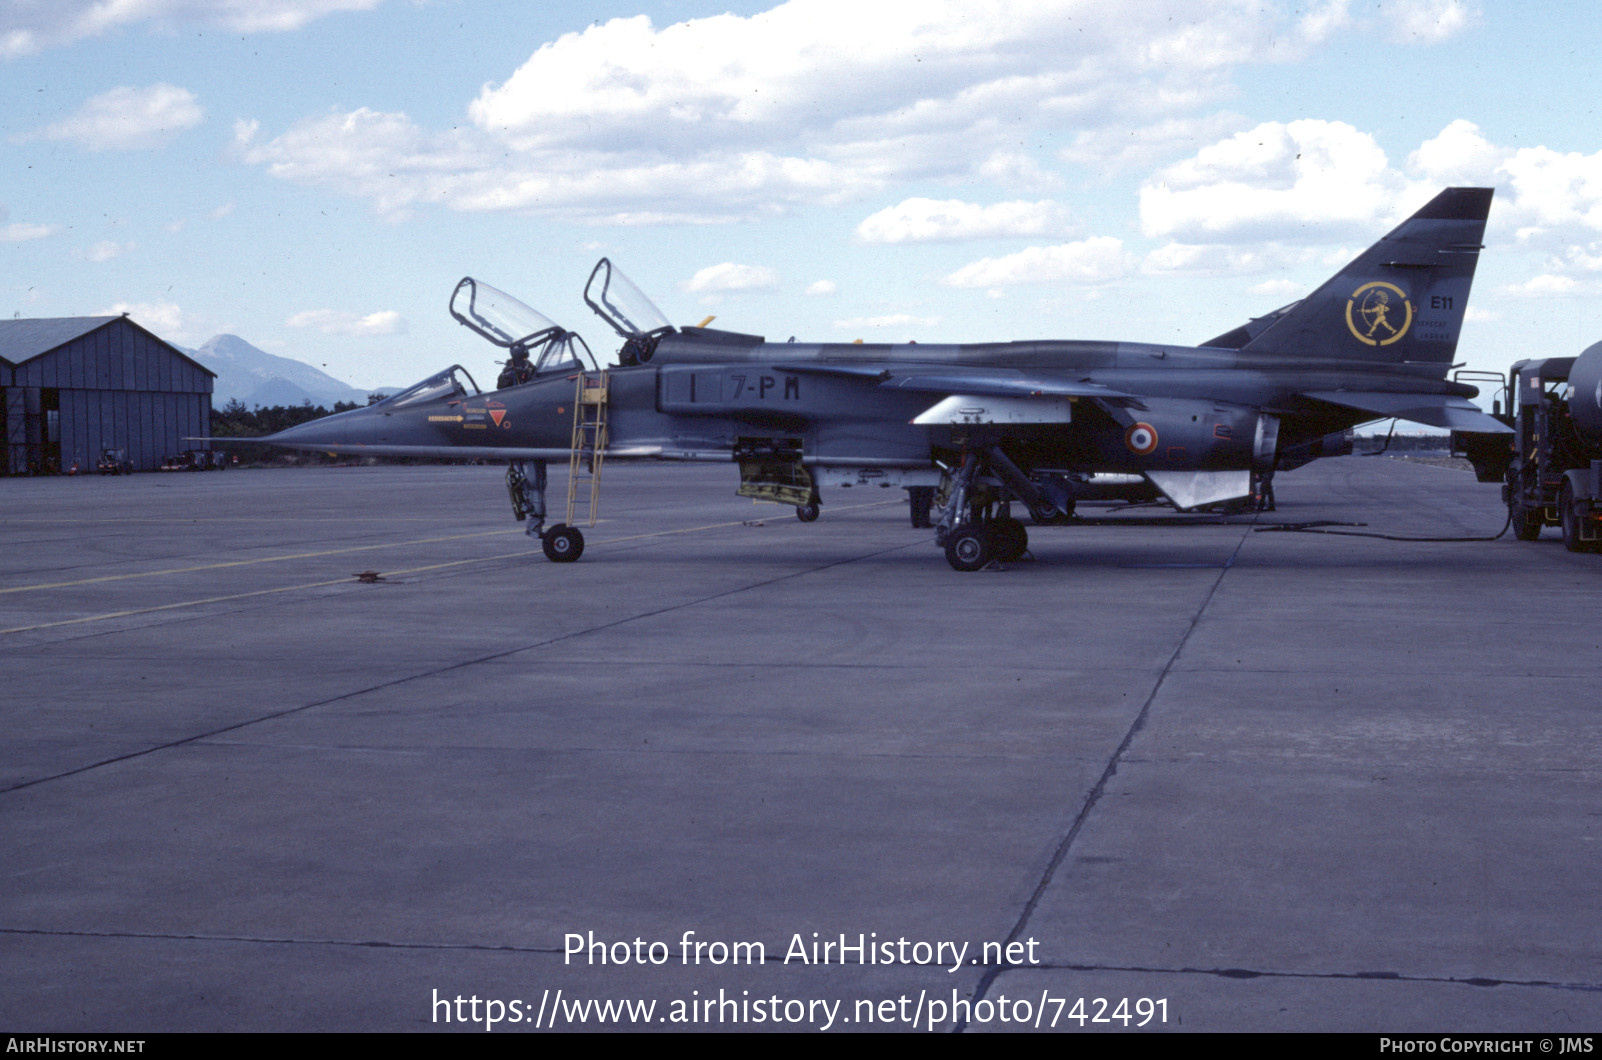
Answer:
3;0;1600;399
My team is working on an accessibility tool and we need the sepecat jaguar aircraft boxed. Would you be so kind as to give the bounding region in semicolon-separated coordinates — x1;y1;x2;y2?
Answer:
256;186;1507;571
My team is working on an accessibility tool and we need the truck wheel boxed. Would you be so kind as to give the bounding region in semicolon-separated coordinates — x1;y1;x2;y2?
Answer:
1511;502;1542;541
1508;469;1541;540
1560;482;1593;553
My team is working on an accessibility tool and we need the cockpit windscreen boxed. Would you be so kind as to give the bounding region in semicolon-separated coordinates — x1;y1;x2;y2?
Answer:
584;258;672;339
383;365;481;408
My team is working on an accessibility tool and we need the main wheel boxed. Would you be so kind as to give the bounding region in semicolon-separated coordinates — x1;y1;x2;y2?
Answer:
542;524;585;562
990;516;1029;562
1027;497;1074;525
907;486;935;528
795;503;820;523
944;526;993;572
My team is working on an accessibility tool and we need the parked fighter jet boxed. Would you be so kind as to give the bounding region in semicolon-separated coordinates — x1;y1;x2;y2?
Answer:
258;187;1506;570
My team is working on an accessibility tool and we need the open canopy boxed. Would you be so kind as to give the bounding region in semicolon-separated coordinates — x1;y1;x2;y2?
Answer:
584;258;672;340
450;277;562;350
449;277;597;375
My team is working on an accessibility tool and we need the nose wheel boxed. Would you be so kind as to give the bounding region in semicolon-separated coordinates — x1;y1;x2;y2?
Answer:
541;523;585;562
508;460;587;563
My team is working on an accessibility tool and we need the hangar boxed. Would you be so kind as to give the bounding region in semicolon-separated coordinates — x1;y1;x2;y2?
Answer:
0;315;214;474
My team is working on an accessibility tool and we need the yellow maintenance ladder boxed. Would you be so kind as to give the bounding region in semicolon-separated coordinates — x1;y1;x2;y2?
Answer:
566;370;608;527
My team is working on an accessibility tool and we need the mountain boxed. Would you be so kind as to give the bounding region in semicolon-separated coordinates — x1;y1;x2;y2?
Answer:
184;334;400;409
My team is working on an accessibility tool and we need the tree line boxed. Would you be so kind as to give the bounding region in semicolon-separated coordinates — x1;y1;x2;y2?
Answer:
210;397;368;437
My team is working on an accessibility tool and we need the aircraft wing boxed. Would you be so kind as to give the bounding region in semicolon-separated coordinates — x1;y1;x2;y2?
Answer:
1300;391;1512;433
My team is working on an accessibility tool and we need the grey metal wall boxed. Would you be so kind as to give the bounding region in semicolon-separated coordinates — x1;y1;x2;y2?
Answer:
54;390;212;472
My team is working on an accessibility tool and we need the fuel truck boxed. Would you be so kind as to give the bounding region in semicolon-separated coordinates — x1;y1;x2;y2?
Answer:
1458;340;1602;552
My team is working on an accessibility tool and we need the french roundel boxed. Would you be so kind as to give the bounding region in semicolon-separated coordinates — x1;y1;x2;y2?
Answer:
1125;422;1159;456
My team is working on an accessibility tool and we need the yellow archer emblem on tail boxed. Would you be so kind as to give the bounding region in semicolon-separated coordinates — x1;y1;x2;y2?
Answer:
1345;281;1413;346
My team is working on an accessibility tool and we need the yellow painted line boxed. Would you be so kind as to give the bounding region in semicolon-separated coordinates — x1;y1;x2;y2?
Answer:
594;498;898;547
1;577;357;634
1;499;902;635
0;528;525;596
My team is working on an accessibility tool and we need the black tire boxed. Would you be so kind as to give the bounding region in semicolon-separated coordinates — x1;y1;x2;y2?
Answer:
908;486;935;528
1560;482;1592;553
944;526;992;572
542;524;585;562
1027;497;1074;525
990;517;1029;562
795;503;820;523
1511;501;1542;541
1508;468;1542;541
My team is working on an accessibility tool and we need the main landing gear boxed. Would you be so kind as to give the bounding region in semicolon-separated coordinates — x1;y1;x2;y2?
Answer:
933;448;1063;571
507;460;585;563
941;515;1031;572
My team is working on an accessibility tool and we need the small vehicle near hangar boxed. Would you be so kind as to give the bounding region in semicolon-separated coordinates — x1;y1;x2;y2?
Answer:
97;447;133;475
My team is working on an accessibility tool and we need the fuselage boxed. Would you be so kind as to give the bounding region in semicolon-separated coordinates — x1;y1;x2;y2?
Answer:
265;330;1472;483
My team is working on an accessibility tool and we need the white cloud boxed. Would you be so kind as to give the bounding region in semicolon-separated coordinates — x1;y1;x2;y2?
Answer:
682;263;780;293
238;1;1469;225
286;309;407;335
1142;241;1320;276
1382;0;1476;43
3;222;59;242
1060;113;1248;176
1407;119;1504;186
100;301;185;337
943;236;1137;288
1560;245;1602;272
976;150;1063;193
1294;0;1352;44
806;280;837;296
26;84;203;151
1140;119;1418;243
239;107;873;223
1;1;383;56
1499;146;1602;236
1500;274;1580;298
856;198;1077;244
85;240;134;262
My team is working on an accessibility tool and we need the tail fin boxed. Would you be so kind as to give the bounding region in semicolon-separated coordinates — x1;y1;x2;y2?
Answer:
1229;187;1492;368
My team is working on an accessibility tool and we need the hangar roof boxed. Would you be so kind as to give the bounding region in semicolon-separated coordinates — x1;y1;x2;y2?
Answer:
0;316;214;379
0;317;119;367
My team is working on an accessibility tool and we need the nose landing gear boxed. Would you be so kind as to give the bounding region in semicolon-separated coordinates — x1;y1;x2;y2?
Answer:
508;459;585;563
